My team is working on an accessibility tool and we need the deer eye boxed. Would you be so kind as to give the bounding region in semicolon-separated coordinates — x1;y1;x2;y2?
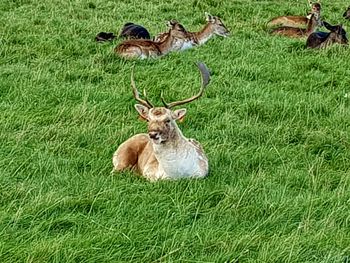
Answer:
166;119;171;123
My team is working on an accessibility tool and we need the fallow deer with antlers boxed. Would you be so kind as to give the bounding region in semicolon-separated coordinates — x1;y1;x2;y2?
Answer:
115;20;188;59
153;13;230;50
306;21;348;48
112;63;210;181
268;1;322;28
270;9;320;38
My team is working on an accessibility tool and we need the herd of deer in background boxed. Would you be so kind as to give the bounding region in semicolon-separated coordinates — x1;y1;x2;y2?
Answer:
268;1;348;48
103;2;350;181
95;2;350;59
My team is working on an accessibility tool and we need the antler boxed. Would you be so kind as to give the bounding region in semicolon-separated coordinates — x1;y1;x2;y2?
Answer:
161;62;210;109
131;68;154;108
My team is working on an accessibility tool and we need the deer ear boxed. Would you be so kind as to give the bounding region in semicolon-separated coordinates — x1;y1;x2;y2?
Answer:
167;20;177;27
323;21;333;31
172;109;187;121
134;104;149;120
205;12;214;22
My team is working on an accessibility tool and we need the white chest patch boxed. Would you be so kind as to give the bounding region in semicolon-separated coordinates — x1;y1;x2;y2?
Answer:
180;41;195;50
154;145;207;180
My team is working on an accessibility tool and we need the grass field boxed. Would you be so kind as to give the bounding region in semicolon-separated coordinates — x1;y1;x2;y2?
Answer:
1;0;350;262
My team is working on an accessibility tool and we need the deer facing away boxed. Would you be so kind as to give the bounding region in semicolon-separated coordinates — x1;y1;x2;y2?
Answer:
154;13;230;50
118;22;151;40
306;21;348;48
270;10;320;38
267;1;322;28
115;20;188;59
112;63;210;181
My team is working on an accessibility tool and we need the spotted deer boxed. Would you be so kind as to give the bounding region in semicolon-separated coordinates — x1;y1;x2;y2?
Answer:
153;13;230;50
343;6;350;20
270;10;320;38
306;21;348;48
112;63;210;181
267;1;322;28
115;20;188;59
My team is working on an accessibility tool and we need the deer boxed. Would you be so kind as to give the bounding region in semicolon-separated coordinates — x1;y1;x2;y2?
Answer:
267;1;322;28
343;6;350;20
270;9;321;38
153;13;230;50
115;20;188;59
112;62;210;181
306;21;348;48
118;22;151;39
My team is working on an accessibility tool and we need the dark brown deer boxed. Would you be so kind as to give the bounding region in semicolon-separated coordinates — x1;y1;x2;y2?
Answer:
154;13;229;50
112;62;210;181
343;6;350;20
268;1;322;28
270;10;320;38
306;21;348;48
115;20;188;59
118;22;151;39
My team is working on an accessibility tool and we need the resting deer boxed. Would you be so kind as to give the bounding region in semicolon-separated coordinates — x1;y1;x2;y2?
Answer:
343;6;350;20
268;1;322;28
153;13;230;50
306;21;348;48
270;10;320;38
115;20;188;59
112;62;210;181
118;22;151;39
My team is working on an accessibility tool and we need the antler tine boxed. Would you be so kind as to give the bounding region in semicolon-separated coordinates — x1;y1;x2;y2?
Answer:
131;67;153;108
162;62;210;109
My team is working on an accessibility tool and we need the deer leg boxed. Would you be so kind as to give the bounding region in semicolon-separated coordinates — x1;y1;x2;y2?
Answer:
112;134;149;172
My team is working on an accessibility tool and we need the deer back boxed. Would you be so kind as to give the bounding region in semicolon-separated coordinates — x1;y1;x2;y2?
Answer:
267;15;308;28
119;23;151;39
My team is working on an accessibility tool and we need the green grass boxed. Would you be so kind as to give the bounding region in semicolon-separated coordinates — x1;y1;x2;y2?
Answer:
1;0;350;262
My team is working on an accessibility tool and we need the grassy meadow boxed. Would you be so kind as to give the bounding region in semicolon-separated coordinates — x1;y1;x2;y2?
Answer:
1;0;350;262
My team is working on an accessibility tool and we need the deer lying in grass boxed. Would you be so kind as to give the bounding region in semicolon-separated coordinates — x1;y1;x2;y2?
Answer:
115;20;188;59
153;13;230;50
343;6;350;20
268;1;322;28
112;62;210;181
118;22;151;39
306;21;348;48
270;10;320;38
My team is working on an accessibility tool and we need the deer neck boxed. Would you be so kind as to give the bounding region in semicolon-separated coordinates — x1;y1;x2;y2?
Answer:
194;23;215;45
306;14;318;34
152;126;187;155
157;33;176;55
151;127;202;178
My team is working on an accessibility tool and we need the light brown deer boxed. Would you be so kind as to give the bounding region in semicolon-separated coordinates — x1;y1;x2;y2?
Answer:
270;10;320;38
267;1;322;28
154;13;230;50
112;62;210;181
115;20;188;59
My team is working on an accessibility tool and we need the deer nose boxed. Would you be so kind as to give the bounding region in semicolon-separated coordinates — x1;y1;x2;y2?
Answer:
149;131;160;140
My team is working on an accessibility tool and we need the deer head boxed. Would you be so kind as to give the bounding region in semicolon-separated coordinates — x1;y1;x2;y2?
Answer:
308;0;321;7
131;63;210;145
204;12;230;37
166;20;189;40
